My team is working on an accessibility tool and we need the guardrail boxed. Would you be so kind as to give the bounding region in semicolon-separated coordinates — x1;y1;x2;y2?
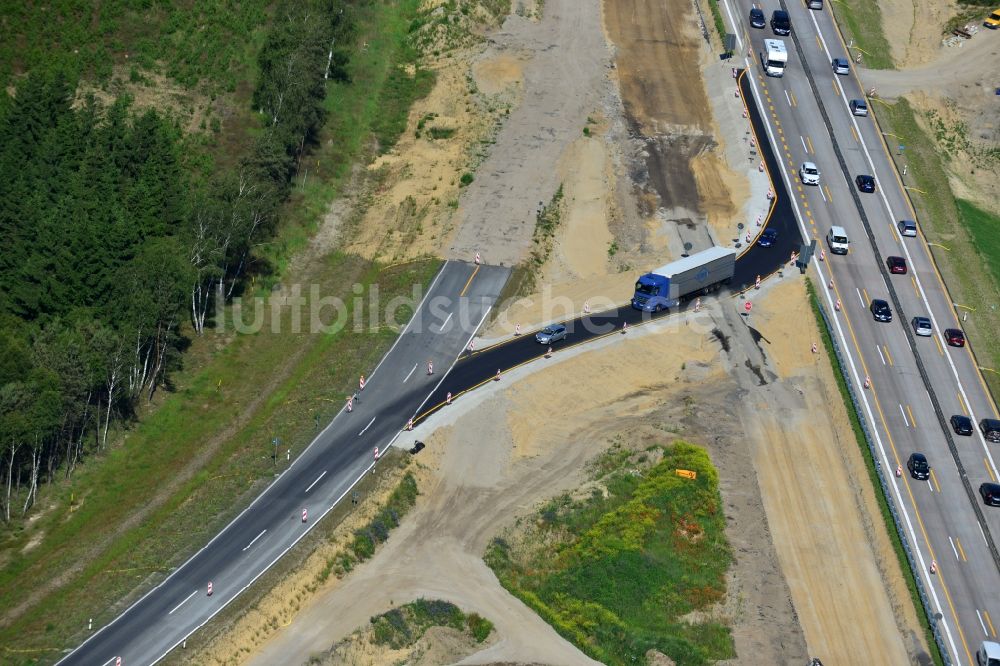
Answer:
813;300;952;665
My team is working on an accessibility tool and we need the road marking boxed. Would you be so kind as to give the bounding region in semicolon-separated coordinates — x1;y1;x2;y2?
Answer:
934;334;944;356
785;90;792;107
884;345;894;366
911;275;919;296
907;404;917;429
358;417;376;436
168;590;198;615
832;78;838;94
877;345;886;365
243;529;268;552
458;265;479;298
900;403;910;427
982;522;989;545
800;135;807;152
978;610;989;636
850;125;859;142
956;537;967;562
305;471;326;493
437;311;453;332
988;459;997;482
856;288;866;309
823;184;833;203
986;610;996;636
806;136;814;154
958;392;968;414
819;185;827;203
931;468;940;492
950;536;961;560
815;34;822;50
403;363;417;383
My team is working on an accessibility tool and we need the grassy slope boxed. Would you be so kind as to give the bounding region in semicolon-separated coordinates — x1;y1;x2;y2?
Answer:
485;441;733;666
0;0;439;658
829;0;894;69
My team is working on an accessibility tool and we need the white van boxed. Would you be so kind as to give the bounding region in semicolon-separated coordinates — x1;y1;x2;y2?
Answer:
977;640;1000;666
827;226;849;255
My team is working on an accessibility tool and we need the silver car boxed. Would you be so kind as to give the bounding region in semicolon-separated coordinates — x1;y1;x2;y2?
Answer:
535;324;567;344
850;99;868;116
831;57;850;75
898;219;917;237
912;316;932;337
799;162;820;185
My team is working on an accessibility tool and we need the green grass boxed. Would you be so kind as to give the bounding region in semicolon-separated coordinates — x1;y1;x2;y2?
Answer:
805;279;945;666
350;472;419;560
706;0;727;47
485;441;733;666
369;599;494;648
0;256;442;661
874;98;1000;400
829;0;894;69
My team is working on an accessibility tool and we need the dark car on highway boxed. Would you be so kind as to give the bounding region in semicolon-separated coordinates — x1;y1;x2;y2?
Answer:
951;414;974;436
946;328;966;347
871;299;892;322
749;7;766;28
535;324;567;344
856;174;876;193
832;57;850;75
771;9;791;35
981;418;1000;443
758;228;778;247
887;256;907;274
981;482;1000;507
907;453;930;480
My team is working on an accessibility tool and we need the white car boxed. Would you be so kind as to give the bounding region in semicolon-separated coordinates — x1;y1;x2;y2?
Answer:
799;162;820;185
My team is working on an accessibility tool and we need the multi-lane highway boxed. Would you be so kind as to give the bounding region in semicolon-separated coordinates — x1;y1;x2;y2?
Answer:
720;1;1000;662
58;261;509;666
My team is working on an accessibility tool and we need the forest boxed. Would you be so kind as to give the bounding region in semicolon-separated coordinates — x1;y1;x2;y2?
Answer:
0;0;356;521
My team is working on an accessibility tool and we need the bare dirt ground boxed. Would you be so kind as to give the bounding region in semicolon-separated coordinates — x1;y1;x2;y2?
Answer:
877;0;956;68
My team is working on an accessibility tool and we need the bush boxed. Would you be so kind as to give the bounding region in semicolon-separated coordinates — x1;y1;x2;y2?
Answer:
460;172;474;186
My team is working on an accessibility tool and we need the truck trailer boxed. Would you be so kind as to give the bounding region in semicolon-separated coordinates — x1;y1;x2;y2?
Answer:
761;39;788;77
631;246;737;312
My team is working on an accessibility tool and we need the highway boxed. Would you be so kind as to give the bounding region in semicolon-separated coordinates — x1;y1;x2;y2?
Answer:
720;1;1000;663
58;261;510;666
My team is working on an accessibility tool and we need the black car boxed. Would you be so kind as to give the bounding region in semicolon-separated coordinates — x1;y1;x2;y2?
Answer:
981;418;1000;443
856;174;876;193
749;7;766;28
771;9;791;35
907;453;930;480
758;228;778;247
980;482;1000;507
870;299;892;322
951;414;974;436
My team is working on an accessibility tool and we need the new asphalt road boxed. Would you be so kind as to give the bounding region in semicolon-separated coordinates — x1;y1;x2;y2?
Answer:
722;0;1000;662
60;64;798;665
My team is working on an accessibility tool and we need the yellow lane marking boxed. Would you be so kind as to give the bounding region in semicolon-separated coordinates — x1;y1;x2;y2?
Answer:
958;392;968;414
907;404;917;429
824;184;833;203
815;34;822;50
884;345;894;366
930;469;941;493
774;119;780;127
850;125;859;142
790;91;797;107
911;275;919;296
832;78;838;94
934;334;944;356
986;610;997;637
956;537;967;562
862;288;871;305
806;136;814;154
459;265;479;297
988;459;998;483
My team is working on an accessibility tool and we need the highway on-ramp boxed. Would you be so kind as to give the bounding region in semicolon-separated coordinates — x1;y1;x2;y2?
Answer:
60;64;797;666
721;0;1000;662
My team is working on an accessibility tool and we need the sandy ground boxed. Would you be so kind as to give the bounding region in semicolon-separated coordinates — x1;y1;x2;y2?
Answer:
876;0;956;68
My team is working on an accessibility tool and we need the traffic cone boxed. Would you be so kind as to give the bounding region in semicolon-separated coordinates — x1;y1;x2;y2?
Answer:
896;464;902;477
468;339;475;352
515;323;521;336
864;375;871;389
755;275;761;290
495;369;502;381
446;391;452;405
622;321;628;334
930;560;937;574
302;508;308;523
819;249;826;261
756;215;762;227
811;342;817;354
346;396;353;413
758;161;764;172
427;360;434;375
374;447;380;460
406;417;413;431
835;298;842;311
828;279;834;289
584;302;591;314
474;251;481;265
207;582;213;596
545;346;552;358
694;297;701;312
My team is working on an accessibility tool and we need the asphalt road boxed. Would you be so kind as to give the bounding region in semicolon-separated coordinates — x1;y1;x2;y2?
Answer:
60;54;800;666
58;261;509;666
720;1;1000;663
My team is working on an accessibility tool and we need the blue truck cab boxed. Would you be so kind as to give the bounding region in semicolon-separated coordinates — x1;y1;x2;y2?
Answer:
631;246;737;312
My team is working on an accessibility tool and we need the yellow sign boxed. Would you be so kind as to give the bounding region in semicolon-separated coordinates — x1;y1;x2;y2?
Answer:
675;469;697;480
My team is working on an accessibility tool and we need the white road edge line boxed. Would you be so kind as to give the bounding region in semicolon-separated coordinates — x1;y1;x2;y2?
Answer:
949;536;960;561
718;2;961;659
877;345;886;365
242;529;267;552
168;590;197;616
982;522;989;545
358;417;376;437
305;472;326;493
403;363;417;383
438;311;453;332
